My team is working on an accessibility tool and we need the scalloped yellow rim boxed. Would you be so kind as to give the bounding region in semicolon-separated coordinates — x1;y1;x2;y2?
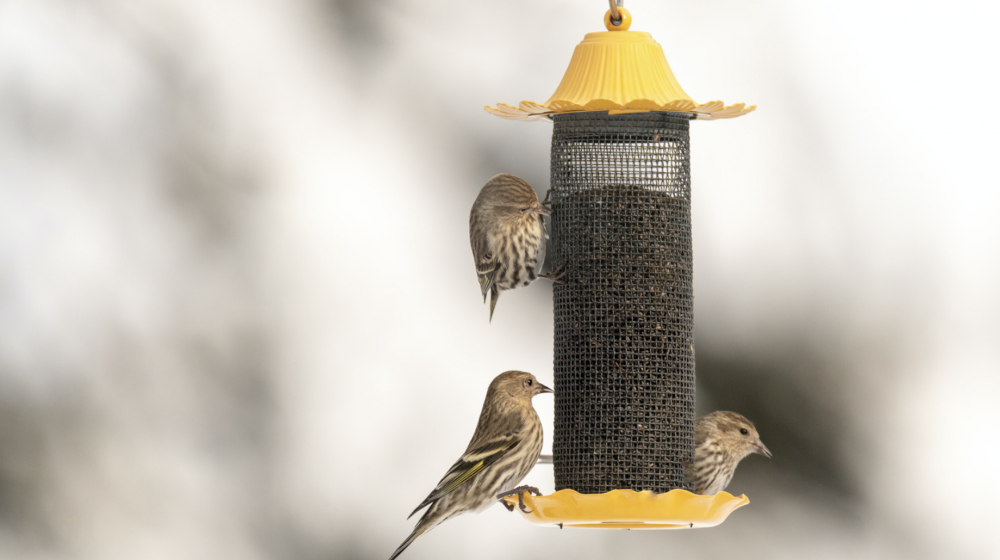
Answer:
485;100;755;122
500;488;749;529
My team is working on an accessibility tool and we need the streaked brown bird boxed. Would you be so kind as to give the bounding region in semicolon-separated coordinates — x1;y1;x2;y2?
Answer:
389;371;552;560
686;411;771;495
469;173;550;321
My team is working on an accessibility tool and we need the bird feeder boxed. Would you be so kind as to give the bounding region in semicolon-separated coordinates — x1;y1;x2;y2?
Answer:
488;4;753;529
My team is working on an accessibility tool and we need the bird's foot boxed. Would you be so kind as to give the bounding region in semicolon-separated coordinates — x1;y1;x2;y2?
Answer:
539;264;567;284
541;188;554;208
496;486;541;514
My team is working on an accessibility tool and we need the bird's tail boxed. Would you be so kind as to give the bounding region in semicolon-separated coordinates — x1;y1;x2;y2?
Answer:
388;525;426;560
390;504;442;560
489;286;500;322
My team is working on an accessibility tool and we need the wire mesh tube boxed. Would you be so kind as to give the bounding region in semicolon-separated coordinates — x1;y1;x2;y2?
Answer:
550;111;695;494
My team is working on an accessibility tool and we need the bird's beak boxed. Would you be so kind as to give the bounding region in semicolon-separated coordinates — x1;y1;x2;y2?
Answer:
754;440;772;459
536;381;553;394
531;204;551;216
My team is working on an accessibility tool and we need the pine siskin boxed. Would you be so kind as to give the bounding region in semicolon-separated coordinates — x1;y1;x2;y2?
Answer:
686;411;771;495
389;371;552;560
469;174;550;322
536;413;769;495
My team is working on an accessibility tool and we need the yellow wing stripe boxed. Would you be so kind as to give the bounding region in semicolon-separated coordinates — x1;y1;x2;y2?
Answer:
441;460;486;495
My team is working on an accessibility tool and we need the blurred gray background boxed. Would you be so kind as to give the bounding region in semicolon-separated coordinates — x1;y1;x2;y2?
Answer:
1;1;998;559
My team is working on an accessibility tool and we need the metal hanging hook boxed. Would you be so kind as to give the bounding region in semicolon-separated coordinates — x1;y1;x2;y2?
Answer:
608;0;623;25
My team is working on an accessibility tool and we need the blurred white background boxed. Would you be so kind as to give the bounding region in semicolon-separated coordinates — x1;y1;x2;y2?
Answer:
1;1;998;559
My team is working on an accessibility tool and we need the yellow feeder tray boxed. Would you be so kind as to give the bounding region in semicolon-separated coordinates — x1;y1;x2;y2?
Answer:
485;8;755;121
501;489;749;530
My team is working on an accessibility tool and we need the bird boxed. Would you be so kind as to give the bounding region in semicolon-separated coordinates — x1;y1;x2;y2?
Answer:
686;411;771;495
536;412;769;494
389;371;552;560
469;173;551;322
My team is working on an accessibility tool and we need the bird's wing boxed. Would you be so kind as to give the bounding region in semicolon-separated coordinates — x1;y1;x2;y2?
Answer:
474;251;496;275
408;434;520;518
475;255;497;301
471;231;498;300
477;267;496;302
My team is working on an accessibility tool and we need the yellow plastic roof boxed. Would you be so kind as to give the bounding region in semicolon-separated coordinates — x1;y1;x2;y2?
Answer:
485;8;754;121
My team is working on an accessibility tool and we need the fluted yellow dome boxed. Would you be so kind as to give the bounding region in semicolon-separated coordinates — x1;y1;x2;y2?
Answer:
486;8;754;121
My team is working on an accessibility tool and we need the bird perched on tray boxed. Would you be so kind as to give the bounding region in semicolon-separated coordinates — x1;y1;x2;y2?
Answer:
537;412;769;495
389;371;552;560
469;173;553;322
686;411;771;495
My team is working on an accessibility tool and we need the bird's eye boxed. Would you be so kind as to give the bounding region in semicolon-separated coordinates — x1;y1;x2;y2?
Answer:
527;379;533;386
739;428;749;435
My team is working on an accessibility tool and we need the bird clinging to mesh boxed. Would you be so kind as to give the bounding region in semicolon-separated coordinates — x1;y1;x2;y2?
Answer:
389;371;552;560
469;173;553;322
686;411;771;495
